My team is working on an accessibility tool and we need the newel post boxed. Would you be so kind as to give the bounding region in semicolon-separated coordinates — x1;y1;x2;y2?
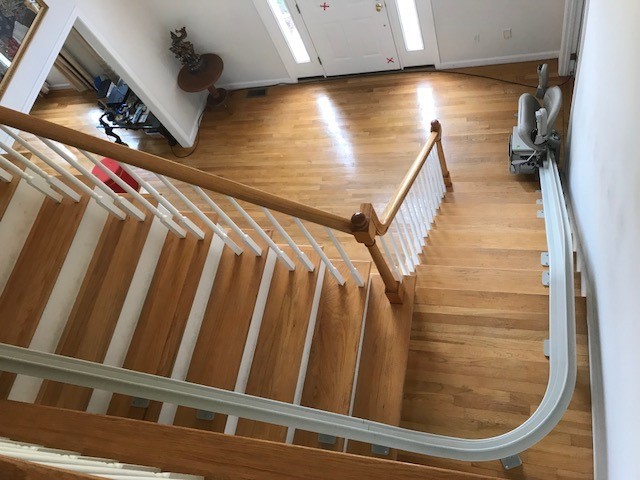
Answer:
351;207;404;304
430;120;453;190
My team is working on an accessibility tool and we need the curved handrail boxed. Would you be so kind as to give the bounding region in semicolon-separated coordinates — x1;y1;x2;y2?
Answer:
0;157;576;462
0;106;354;233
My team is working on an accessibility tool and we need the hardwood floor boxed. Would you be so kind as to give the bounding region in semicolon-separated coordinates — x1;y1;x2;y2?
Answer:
27;60;591;479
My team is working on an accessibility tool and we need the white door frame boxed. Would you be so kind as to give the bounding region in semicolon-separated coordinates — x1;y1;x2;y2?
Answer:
559;0;585;76
250;0;324;81
385;0;440;69
253;0;441;80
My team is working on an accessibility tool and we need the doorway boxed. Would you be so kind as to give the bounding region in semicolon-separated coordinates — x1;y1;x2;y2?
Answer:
297;0;400;76
254;0;439;80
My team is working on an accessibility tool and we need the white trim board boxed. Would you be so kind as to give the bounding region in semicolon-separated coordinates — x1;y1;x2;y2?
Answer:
563;181;607;480
438;51;560;70
217;77;297;91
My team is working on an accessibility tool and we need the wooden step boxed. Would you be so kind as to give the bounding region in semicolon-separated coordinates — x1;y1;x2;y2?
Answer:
415;265;548;296
448;180;540;193
421;246;544;269
107;214;215;420
438;203;539;218
36;198;156;410
0;190;90;399
173;233;272;432
293;260;371;451
234;246;322;442
442;191;540;204
434;215;544;230
346;274;416;458
426;228;547;251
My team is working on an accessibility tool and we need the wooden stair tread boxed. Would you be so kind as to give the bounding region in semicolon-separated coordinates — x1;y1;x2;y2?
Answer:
173;232;271;433
442;191;541;204
448;181;540;193
107;214;215;421
235;245;321;442
426;229;547;250
36;199;157;410
438;203;539;218
421;246;544;269
434;215;544;229
346;274;416;458
293;260;372;451
0;190;90;399
415;265;549;295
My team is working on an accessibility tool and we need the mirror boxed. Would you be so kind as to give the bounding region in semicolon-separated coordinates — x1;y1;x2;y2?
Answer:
0;0;47;98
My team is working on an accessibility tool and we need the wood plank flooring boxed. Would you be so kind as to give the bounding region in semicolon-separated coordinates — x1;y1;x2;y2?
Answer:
28;60;591;479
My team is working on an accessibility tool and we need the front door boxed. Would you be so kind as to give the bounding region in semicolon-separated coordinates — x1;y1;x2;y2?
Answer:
297;0;400;76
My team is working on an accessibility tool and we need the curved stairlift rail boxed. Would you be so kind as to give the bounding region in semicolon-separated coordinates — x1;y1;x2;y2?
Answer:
0;108;576;461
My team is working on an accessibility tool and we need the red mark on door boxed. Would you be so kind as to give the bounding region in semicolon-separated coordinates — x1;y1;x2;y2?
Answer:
320;2;330;10
386;57;395;63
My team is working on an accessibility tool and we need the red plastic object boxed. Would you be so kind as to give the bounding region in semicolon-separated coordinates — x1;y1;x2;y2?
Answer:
91;158;139;194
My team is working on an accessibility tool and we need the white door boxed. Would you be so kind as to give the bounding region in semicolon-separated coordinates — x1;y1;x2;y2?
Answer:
297;0;400;76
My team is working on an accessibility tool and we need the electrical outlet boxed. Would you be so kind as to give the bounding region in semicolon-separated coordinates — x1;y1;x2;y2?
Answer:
503;28;512;39
473;33;480;44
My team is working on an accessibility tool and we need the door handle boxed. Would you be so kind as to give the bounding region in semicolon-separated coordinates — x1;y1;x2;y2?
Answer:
375;2;383;12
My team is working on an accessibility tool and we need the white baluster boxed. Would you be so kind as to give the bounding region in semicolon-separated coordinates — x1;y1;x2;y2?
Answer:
392;220;415;273
419;167;436;221
425;156;440;213
386;227;410;276
80;150;182;233
120;164;202;239
0;137;80;201
0;154;62;202
156;174;244;255
261;208;314;271
415;169;434;228
431;149;446;197
192;186;263;256
398;206;420;264
0;127;126;217
378;234;402;281
323;227;365;287
38;137;133;220
294;218;345;285
407;189;427;243
228;197;295;270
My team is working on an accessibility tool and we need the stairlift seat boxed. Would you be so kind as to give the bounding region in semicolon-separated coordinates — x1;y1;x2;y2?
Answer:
516;86;562;151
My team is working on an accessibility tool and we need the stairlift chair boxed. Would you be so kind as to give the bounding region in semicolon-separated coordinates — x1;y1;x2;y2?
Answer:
509;64;562;174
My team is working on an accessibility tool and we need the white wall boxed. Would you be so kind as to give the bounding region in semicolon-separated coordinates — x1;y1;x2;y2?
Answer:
145;0;290;90
566;0;640;478
431;0;565;68
45;65;71;90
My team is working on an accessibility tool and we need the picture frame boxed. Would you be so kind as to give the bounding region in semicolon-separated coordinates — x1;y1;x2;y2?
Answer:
0;0;48;98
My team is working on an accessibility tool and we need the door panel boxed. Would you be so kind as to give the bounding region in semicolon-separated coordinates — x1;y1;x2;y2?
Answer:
298;0;400;76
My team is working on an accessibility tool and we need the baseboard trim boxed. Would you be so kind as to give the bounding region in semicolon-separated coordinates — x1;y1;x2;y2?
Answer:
217;77;297;91
438;51;560;70
563;178;607;480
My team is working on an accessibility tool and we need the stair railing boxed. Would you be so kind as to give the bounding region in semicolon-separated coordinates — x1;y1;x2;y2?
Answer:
0;106;450;303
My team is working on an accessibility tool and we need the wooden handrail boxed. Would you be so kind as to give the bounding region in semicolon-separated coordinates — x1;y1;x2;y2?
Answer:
0;401;499;480
0;456;99;480
0;106;354;233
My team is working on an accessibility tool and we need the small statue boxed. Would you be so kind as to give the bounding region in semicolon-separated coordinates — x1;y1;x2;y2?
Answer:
170;27;203;72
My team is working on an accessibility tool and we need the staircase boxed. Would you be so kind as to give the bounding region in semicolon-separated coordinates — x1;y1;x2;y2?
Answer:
0;169;418;451
0;107;452;470
0;102;585;479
